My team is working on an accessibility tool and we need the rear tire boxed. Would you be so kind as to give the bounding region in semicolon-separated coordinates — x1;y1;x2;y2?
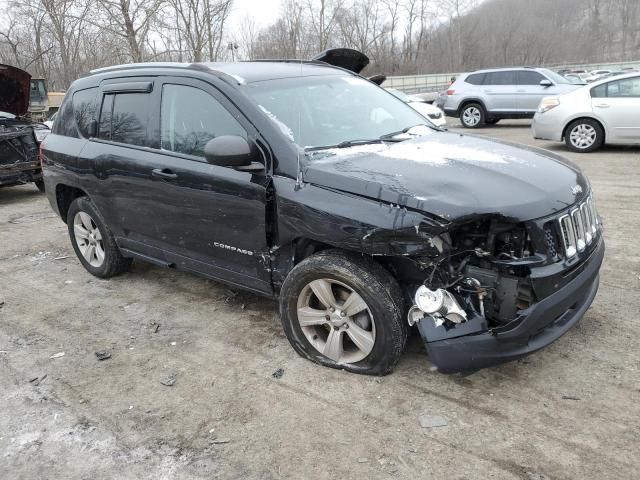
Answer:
279;250;407;375
565;118;604;153
460;103;485;128
67;197;132;278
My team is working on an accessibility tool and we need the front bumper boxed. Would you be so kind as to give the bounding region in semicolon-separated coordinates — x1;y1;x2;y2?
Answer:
531;112;563;142
443;107;458;118
418;238;604;373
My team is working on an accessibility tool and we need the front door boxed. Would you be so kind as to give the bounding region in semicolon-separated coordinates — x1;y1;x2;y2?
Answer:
516;70;552;113
591;76;640;143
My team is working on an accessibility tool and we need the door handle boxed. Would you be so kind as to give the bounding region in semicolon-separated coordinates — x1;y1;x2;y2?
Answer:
595;103;610;108
152;168;178;180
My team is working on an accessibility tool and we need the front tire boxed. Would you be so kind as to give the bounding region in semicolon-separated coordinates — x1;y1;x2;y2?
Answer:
67;197;132;278
279;250;408;375
565;118;604;153
34;179;45;193
460;103;485;128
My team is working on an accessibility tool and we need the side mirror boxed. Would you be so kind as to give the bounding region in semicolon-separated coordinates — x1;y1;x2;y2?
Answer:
540;79;553;88
204;135;255;168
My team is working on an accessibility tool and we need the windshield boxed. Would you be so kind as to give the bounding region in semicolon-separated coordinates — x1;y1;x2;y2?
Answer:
386;88;411;103
30;79;47;101
247;75;429;149
540;69;570;85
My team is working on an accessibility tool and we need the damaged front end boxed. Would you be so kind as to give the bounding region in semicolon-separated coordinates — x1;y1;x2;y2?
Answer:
401;196;604;373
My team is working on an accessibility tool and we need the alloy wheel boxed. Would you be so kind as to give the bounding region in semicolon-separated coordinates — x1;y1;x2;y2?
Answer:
569;124;597;149
73;211;105;267
296;278;376;364
462;107;482;127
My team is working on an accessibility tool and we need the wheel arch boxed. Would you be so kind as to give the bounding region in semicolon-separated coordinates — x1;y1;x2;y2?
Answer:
458;98;488;116
55;184;88;222
562;116;607;143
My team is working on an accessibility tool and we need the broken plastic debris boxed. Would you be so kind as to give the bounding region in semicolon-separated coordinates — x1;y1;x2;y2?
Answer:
561;395;581;401
211;438;230;444
95;350;111;361
418;414;448;428
160;373;177;387
50;352;65;359
272;368;284;379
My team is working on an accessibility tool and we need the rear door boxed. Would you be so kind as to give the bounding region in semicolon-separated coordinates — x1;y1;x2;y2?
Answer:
79;77;170;261
591;76;640;143
481;71;518;112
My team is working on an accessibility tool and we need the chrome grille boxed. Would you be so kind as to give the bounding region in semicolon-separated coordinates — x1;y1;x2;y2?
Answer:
558;194;600;258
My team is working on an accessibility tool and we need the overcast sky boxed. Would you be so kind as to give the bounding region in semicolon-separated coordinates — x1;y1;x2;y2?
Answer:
228;0;282;30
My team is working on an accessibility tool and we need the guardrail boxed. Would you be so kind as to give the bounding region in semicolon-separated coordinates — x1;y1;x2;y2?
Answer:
385;59;640;94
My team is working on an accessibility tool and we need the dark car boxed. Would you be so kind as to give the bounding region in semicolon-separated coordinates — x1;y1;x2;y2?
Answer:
0;64;45;192
41;57;604;375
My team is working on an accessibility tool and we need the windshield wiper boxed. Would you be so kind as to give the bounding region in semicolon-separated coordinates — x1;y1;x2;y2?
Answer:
379;123;440;139
304;123;439;152
306;138;400;152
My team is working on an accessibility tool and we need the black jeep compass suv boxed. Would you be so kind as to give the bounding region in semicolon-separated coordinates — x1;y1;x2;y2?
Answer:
41;55;604;374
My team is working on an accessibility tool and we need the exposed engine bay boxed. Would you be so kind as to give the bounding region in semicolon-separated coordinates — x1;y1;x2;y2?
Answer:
400;218;539;335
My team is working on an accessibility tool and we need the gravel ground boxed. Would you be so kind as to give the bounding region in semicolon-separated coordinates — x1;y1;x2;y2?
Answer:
1;120;639;479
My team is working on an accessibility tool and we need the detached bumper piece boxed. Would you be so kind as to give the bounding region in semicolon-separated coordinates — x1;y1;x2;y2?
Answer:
418;239;604;373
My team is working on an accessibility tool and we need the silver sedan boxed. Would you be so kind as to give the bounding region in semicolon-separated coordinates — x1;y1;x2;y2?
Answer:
532;72;640;152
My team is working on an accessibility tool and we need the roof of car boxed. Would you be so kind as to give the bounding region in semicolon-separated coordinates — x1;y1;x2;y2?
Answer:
89;60;348;84
468;66;545;74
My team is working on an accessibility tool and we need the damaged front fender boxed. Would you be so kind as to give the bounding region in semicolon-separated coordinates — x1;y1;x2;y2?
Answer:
273;176;449;257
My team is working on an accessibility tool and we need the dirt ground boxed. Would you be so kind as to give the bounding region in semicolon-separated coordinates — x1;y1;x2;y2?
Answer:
1;120;639;480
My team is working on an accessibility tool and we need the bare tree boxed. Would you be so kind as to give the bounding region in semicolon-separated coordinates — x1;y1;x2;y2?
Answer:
94;0;165;62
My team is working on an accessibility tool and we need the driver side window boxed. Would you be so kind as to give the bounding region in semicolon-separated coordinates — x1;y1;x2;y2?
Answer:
160;84;246;158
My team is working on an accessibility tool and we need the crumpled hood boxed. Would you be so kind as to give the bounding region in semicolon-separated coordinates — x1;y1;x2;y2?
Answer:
0;64;31;116
303;132;589;222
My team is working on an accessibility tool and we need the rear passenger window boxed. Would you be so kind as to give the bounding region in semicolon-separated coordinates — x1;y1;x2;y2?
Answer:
73;88;98;138
160;84;246;158
465;73;486;85
484;71;516;85
517;71;545;85
98;93;150;147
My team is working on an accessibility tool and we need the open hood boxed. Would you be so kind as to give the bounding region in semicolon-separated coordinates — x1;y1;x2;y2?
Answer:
311;48;369;74
0;64;31;116
303;132;589;223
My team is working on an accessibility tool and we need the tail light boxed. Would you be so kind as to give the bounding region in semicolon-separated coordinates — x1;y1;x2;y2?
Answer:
446;89;455;95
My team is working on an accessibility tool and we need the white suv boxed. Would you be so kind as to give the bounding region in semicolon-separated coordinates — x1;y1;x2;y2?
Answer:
439;67;581;128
